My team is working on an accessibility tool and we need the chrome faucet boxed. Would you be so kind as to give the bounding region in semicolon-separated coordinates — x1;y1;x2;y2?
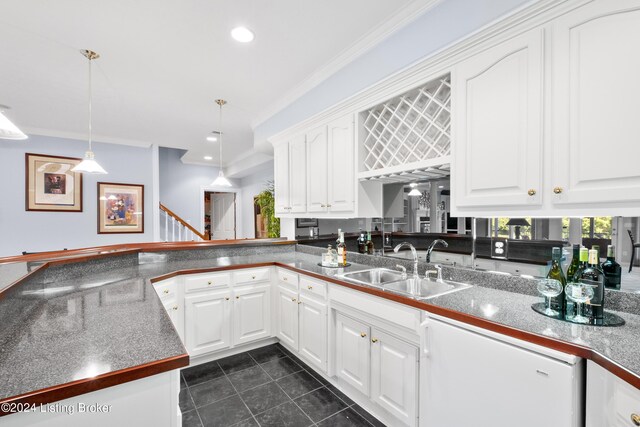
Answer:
426;239;448;263
394;242;418;278
425;264;444;281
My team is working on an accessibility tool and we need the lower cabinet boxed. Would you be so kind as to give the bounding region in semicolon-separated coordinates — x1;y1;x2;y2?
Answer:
335;313;418;427
298;294;327;371
184;289;232;356
276;285;299;350
586;360;640;427
233;284;271;346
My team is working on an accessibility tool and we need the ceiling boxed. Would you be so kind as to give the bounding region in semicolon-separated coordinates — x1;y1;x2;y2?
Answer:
0;0;429;174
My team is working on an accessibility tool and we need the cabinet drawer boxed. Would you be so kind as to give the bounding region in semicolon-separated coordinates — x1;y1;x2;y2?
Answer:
235;268;271;285
277;268;299;288
184;272;231;293
300;276;327;300
155;279;177;301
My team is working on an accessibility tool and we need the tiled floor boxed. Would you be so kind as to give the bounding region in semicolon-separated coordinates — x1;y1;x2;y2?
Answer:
180;343;386;427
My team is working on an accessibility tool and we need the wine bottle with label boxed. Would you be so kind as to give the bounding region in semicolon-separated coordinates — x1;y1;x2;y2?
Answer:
566;244;581;282
602;245;622;290
579;248;605;323
546;247;567;314
336;232;347;266
335;229;342;247
365;231;374;255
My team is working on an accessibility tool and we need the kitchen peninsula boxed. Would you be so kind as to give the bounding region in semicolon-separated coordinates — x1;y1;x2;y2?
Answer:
2;239;640;426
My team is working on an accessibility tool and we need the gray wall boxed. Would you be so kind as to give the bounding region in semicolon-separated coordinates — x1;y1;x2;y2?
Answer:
238;165;274;239
253;0;530;146
0;135;155;256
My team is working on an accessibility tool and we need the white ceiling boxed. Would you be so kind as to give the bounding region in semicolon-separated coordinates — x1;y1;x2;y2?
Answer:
0;0;430;173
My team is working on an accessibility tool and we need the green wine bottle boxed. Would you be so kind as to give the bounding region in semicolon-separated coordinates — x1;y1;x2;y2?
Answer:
546;247;567;314
566;244;581;282
602;245;622;290
579;249;605;323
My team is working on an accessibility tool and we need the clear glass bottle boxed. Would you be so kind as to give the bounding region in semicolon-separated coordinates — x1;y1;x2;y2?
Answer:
337;232;347;266
602;245;622;290
546;247;567;314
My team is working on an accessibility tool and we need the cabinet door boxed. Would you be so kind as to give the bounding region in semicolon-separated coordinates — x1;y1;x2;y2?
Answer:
289;135;307;213
233;284;271;346
162;299;184;342
273;142;290;214
551;0;640;206
327;115;355;213
453;28;543;209
371;329;417;427
298;295;327;372
276;285;299;350
184;290;231;357
423;318;581;427
306;125;328;213
335;313;370;396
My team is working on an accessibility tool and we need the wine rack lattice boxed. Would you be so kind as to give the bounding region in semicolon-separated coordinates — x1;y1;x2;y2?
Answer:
361;74;451;171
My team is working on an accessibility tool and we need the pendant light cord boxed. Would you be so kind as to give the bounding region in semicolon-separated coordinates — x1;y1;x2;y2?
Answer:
218;102;223;170
88;55;93;152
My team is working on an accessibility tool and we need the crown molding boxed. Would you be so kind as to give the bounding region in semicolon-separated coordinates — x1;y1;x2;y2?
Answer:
266;0;589;145
22;126;154;148
250;0;444;129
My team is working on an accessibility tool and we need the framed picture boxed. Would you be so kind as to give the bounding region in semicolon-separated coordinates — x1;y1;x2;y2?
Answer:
97;182;144;234
25;153;83;212
296;218;318;228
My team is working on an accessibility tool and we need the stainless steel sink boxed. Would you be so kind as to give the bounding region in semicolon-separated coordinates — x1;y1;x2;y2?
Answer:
337;268;406;286
383;277;472;300
337;268;471;300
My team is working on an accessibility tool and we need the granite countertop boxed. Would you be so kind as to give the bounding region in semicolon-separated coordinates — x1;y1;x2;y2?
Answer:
2;245;640;409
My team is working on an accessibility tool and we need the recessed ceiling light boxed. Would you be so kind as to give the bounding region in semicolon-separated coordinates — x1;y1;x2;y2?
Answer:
206;136;217;142
438;185;444;189
231;26;255;43
204;156;213;160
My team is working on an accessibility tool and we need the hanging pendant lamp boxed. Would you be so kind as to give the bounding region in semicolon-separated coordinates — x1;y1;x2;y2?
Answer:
0;105;28;140
72;49;107;174
211;99;232;187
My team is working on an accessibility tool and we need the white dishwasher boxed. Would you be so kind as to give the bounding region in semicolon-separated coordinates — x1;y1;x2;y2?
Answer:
420;314;584;427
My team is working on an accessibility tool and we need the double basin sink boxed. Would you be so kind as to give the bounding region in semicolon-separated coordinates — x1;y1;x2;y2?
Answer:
336;268;471;300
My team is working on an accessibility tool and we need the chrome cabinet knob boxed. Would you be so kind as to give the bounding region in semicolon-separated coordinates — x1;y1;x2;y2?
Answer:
553;187;563;194
225;297;230;301
527;189;536;196
207;281;212;285
252;276;256;279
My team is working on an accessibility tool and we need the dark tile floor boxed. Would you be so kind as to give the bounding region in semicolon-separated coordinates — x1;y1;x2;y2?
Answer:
180;343;387;427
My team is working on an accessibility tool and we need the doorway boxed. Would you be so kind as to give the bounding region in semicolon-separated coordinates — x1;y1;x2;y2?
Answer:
204;191;236;240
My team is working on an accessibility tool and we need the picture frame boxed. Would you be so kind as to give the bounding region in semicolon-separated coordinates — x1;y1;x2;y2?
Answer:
25;153;83;212
97;182;144;234
296;218;318;228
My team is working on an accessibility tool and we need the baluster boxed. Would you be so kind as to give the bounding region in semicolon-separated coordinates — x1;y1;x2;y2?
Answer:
178;223;182;241
172;217;176;242
164;210;168;241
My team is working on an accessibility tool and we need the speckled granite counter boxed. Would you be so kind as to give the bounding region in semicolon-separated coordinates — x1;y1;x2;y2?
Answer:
2;241;640;413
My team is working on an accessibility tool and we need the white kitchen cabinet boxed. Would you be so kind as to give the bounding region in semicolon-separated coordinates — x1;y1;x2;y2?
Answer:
428;251;471;267
586;360;640;427
276;285;299;350
306;125;329;213
298;294;327;371
273;142;290;215
453;27;544;209
421;315;583;427
185;289;232;356
233;284;271;346
550;0;640;207
371;328;418;427
274;136;307;215
289;135;307;213
474;258;547;277
335;313;371;396
162;299;184;341
327;114;355;213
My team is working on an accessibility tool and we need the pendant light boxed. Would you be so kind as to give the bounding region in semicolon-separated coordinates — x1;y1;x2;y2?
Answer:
211;99;232;187
408;182;422;197
0;105;28;140
71;50;107;174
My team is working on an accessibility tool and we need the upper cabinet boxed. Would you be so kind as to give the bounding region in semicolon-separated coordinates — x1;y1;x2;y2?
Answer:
306;125;328;213
274;135;306;215
452;0;640;217
452;28;543;209
550;0;640;208
327;115;355;213
273;142;290;215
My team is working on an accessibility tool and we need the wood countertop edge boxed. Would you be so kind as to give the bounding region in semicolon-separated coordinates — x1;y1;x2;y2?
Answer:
0;353;189;417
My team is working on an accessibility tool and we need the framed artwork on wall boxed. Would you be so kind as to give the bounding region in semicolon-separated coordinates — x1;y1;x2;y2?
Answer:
97;182;144;234
25;153;83;212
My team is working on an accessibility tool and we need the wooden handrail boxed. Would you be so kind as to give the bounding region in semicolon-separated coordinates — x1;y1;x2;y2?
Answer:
159;203;207;241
